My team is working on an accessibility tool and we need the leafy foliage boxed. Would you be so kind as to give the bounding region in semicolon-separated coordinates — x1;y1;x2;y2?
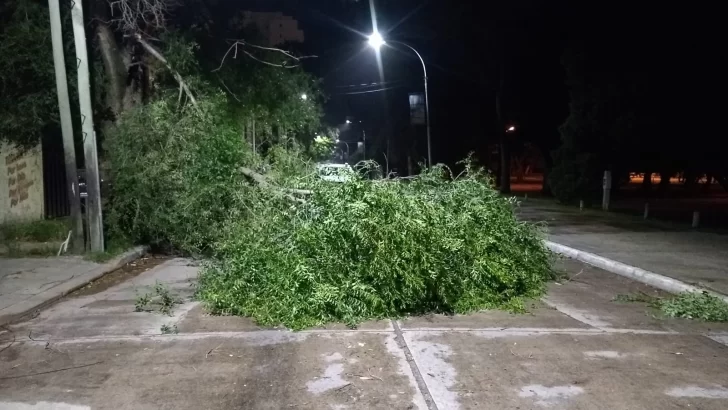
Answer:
105;94;254;254
197;161;552;329
0;0;74;147
659;292;728;322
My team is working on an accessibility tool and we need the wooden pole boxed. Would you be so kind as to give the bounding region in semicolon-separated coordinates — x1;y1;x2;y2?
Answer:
71;0;104;251
48;0;83;252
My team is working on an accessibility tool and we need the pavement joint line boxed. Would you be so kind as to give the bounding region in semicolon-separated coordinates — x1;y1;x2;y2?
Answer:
4;327;693;347
391;320;439;410
399;327;678;335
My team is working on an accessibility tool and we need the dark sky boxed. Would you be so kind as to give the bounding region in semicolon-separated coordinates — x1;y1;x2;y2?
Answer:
230;1;716;170
295;0;573;168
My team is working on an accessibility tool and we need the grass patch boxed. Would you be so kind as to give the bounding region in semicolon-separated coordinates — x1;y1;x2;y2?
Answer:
0;218;69;243
160;323;179;334
1;243;58;257
135;282;180;316
614;291;728;322
84;238;133;263
659;292;728;322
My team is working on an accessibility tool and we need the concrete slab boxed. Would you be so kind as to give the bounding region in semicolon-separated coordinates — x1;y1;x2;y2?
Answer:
548;258;728;334
0;247;147;326
405;331;728;409
3;255;728;410
0;332;425;410
399;300;590;331
10;258;197;339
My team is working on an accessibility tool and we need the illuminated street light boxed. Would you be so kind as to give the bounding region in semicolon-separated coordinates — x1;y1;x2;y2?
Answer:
301;93;308;101
346;119;352;124
368;31;386;50
368;33;432;166
506;126;516;132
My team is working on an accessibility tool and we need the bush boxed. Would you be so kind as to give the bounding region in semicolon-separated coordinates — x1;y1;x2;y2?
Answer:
105;95;256;254
197;162;552;329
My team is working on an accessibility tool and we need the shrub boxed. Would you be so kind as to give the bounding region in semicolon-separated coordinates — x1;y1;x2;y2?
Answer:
197;162;552;329
105;95;256;254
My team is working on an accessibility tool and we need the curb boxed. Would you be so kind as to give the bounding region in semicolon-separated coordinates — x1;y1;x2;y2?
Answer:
0;245;149;327
546;241;728;304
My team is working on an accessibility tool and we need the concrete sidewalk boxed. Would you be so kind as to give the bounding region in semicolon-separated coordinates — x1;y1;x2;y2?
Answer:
1;258;728;409
517;200;728;296
0;247;147;326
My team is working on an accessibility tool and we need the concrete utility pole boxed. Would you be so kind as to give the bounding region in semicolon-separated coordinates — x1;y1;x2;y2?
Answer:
48;0;84;252
71;0;104;251
602;170;612;211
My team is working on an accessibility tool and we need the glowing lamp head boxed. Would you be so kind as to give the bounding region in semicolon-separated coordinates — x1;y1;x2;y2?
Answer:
368;32;386;50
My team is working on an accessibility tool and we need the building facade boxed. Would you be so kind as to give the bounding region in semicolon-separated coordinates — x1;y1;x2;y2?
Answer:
242;11;304;46
1;142;44;223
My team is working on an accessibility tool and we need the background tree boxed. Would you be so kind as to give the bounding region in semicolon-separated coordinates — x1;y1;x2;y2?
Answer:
0;0;76;148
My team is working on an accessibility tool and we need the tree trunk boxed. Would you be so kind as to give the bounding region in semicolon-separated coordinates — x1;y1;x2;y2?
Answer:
95;22;127;120
541;147;553;196
642;171;652;192
658;170;671;194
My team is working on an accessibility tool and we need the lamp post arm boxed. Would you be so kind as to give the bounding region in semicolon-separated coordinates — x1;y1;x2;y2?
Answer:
388;40;432;166
388;40;427;80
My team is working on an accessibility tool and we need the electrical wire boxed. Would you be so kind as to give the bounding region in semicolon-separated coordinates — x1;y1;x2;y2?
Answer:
334;85;406;95
333;79;409;88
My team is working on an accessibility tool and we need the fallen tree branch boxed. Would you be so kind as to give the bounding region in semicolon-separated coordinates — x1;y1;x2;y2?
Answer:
212;40;317;72
240;167;312;203
135;33;198;109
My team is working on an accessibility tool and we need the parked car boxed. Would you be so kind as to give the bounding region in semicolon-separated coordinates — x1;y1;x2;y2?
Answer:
316;163;354;183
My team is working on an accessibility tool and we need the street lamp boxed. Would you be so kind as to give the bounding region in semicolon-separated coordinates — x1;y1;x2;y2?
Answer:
301;93;308;101
336;139;350;159
368;31;432;167
506;126;516;132
368;32;386;50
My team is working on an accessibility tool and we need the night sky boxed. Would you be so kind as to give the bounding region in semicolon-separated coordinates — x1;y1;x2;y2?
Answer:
232;0;716;172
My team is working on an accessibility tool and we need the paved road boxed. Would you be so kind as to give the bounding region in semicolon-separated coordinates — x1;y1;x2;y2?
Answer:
517;199;728;295
1;258;727;409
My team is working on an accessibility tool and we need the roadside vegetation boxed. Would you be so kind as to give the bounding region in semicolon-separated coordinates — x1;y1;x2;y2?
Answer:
614;291;728;322
0;219;69;257
108;102;553;329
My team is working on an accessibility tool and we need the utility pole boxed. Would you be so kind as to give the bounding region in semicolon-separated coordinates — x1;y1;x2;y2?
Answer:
71;0;104;251
497;62;511;194
48;0;83;252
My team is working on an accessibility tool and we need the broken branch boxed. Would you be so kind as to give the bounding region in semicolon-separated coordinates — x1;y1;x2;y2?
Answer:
212;40;317;72
135;33;198;109
240;167;312;203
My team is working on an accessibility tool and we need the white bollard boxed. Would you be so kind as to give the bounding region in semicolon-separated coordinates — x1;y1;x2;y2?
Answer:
643;203;649;220
692;211;700;228
579;200;584;211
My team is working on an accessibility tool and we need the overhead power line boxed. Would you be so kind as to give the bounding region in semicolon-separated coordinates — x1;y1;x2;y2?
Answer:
333;79;409;89
334;85;406;95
